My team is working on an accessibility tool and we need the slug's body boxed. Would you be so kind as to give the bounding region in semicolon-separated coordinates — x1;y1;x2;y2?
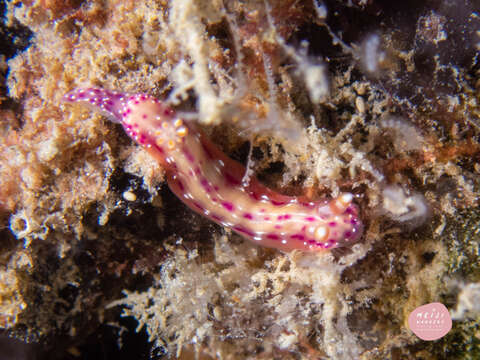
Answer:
64;87;363;252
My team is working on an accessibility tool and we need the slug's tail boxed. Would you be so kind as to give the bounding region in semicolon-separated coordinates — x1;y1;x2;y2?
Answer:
63;87;129;124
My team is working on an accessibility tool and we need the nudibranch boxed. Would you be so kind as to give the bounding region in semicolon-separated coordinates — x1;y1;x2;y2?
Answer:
63;87;363;252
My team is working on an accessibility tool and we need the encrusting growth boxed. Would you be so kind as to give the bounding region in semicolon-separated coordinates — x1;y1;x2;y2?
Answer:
64;87;363;252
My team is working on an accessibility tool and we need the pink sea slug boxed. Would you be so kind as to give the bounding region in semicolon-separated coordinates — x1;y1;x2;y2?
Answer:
64;87;363;252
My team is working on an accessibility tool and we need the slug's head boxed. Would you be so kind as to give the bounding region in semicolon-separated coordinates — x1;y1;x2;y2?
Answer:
63;87;188;149
116;93;188;150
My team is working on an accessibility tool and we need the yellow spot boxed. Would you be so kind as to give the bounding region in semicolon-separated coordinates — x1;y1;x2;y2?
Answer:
329;193;353;214
154;130;162;137
167;139;175;150
174;118;183;128
339;193;353;205
176;126;188;137
155;137;164;146
162;122;169;130
314;226;329;242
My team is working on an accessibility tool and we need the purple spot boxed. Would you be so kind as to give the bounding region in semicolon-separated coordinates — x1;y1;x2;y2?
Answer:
93;89;101;94
142;114;148;119
183;149;195;163
177;179;185;192
194;167;202;176
323;240;336;249
305;216;316;222
222;202;234;212
211;214;223;222
224;172;240;185
260;208;266;213
308;240;316;244
271;200;286;206
163;108;172;116
200;178;211;192
300;202;316;209
249;192;261;201
106;100;114;106
243;213;253;220
264;216;270;221
344;231;352;238
274;225;282;229
350;218;358;225
266;234;280;240
78;93;85;98
284;214;291;220
233;225;255;237
140;95;147;100
328;221;337;227
127;108;132;114
192;201;205;211
89;99;96;104
134;100;140;104
214;185;219;191
290;234;305;241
